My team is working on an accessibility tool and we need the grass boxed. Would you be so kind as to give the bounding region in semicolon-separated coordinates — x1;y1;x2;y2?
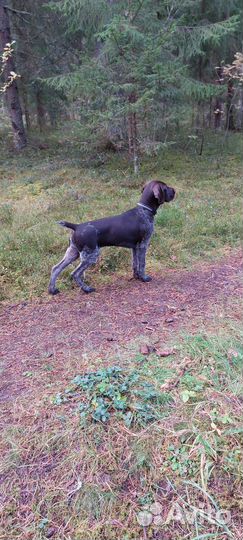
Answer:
1;327;243;539
0;125;242;539
0;127;242;301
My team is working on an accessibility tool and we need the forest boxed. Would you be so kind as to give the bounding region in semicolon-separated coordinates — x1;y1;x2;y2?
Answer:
0;2;243;540
0;0;243;158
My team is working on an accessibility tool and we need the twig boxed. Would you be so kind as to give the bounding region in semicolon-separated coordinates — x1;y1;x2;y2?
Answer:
4;6;31;16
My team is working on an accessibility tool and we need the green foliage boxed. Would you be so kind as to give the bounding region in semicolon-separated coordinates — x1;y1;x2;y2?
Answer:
98;247;127;273
179;16;241;58
54;365;172;427
163;444;198;477
181;78;226;100
1;0;241;151
39;0;242;146
48;0;107;37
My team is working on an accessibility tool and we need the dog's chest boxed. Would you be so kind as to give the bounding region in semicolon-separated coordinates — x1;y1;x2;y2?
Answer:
138;209;154;241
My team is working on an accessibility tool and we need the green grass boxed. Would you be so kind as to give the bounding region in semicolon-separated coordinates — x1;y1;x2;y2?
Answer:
1;126;242;539
0;128;242;301
1;327;243;539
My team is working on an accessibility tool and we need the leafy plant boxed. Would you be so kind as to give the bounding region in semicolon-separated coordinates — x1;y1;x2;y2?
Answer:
163;443;198;477
54;365;172;427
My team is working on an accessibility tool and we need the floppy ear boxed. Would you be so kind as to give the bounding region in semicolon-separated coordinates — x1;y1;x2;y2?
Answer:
152;183;165;204
141;182;147;193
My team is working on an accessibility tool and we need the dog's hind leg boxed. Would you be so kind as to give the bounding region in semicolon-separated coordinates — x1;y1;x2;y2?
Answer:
71;246;100;293
48;243;79;295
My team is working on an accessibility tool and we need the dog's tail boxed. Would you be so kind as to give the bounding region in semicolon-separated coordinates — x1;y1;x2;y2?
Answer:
58;220;78;231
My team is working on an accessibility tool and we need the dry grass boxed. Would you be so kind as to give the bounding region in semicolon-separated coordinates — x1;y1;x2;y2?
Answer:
1;328;243;540
0;129;242;301
1;128;242;539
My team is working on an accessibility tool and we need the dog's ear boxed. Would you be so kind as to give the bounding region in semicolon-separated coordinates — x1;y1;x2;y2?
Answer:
152;183;165;204
141;182;147;193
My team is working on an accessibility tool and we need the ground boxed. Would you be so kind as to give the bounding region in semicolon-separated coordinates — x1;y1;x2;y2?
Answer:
0;133;242;538
1;250;242;404
0;251;242;540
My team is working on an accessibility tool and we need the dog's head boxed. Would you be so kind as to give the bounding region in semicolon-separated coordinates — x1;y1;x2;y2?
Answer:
141;180;175;208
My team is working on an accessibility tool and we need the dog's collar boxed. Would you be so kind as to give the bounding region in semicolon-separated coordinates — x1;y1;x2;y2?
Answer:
137;202;155;214
137;202;156;216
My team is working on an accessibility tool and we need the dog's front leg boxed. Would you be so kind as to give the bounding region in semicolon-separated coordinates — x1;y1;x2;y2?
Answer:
132;246;140;279
136;241;152;282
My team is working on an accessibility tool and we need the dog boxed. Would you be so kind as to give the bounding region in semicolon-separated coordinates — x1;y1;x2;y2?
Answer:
48;180;175;295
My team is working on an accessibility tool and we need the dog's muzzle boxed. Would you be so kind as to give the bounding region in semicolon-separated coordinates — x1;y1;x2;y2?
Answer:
165;187;176;202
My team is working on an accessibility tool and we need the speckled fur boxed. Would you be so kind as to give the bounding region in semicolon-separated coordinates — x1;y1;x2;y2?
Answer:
48;180;175;295
132;207;154;280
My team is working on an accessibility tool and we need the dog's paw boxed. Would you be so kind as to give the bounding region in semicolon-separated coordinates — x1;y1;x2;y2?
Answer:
140;275;152;282
48;287;60;295
83;286;96;294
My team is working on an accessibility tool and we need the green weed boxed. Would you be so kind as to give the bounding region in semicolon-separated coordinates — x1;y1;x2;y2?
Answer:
54;365;172;427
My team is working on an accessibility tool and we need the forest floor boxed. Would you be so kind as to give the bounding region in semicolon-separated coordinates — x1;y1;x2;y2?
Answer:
0;132;242;539
0;250;242;406
1;249;243;540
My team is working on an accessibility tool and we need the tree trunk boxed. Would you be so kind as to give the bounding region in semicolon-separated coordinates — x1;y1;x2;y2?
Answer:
236;87;243;130
21;80;31;131
127;92;139;174
225;79;235;131
0;0;27;150
207;97;212;128
214;66;223;130
49;110;57;128
195;101;201;134
36;88;46;132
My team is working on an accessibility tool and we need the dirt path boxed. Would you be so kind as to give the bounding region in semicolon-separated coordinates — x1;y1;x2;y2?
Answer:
0;251;242;404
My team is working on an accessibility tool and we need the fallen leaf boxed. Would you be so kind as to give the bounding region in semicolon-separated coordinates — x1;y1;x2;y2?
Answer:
156;348;175;357
197;375;212;384
139;344;155;355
